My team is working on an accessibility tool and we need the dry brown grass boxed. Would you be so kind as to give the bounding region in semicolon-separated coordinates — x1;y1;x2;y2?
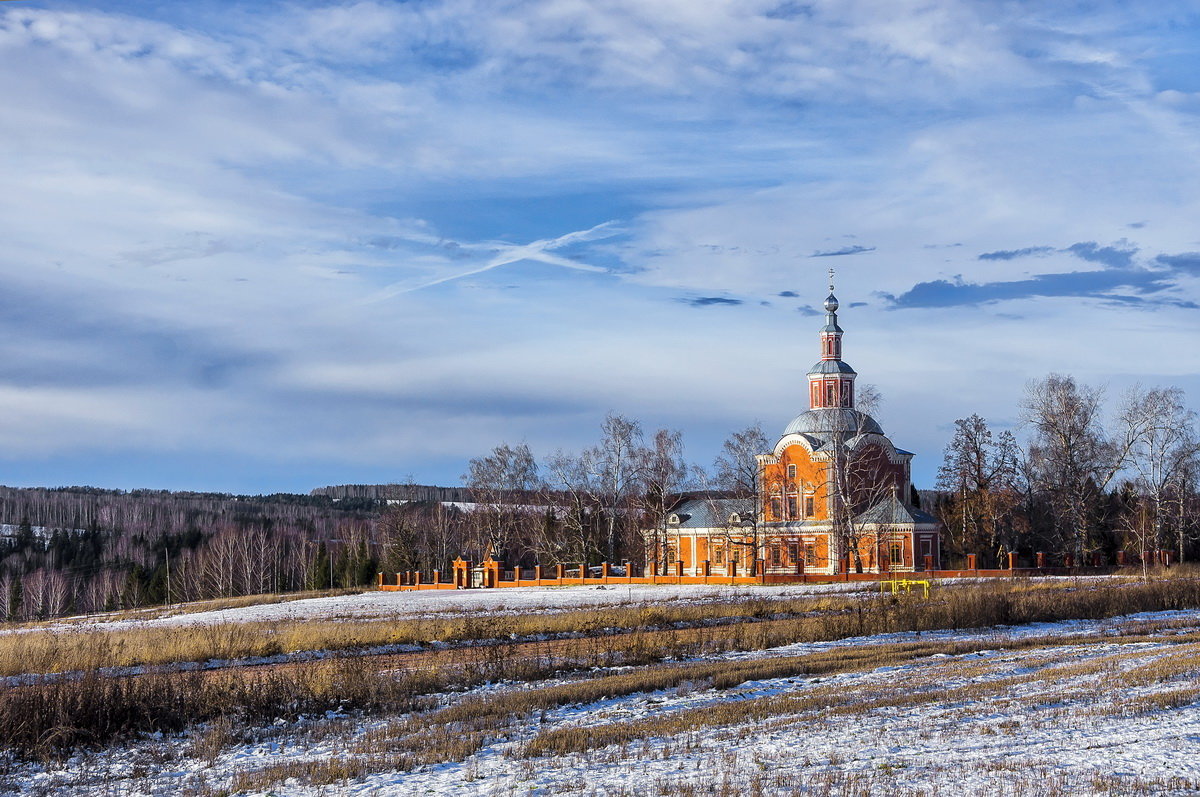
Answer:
0;593;856;676
0;656;455;760
8;575;1200;678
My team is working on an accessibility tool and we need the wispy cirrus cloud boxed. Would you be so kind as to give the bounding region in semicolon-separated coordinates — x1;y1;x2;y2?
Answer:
679;296;743;307
978;246;1054;260
812;245;876;257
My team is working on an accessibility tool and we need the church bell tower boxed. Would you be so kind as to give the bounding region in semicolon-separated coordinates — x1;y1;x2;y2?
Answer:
808;269;858;410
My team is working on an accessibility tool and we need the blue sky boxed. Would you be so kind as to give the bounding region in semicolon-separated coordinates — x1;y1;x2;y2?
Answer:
2;0;1200;493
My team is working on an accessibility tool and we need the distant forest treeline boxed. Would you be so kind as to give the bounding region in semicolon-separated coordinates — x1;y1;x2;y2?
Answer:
311;483;538;504
0;486;387;621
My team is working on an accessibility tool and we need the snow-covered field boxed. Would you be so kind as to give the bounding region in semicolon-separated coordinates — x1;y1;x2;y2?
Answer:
15;607;1200;796
37;582;883;633
39;576;1127;633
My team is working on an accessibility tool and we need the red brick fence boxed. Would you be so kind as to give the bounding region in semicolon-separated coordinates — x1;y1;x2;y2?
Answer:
378;550;1173;592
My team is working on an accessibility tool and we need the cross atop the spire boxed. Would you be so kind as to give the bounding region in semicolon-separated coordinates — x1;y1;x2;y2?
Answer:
828;267;835;293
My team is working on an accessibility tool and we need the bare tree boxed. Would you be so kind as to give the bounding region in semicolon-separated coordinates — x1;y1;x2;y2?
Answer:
1119;385;1200;562
937;414;1025;566
709;423;771;571
0;572;17;621
1022;374;1133;559
637;428;688;574
542;449;602;564
44;570;71;617
464;443;541;562
585;413;646;563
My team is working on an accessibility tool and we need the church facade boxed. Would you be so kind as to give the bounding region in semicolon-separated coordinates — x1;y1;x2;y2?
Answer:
653;278;941;577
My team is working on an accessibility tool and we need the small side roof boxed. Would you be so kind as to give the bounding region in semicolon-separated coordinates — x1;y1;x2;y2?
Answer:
853;495;939;526
667;498;756;529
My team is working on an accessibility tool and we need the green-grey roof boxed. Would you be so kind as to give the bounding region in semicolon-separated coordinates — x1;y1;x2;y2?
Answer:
852;495;939;526
668;498;755;529
783;408;883;437
807;359;857;376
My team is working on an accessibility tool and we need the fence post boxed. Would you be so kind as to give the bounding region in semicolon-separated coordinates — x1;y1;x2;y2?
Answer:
1008;552;1018;570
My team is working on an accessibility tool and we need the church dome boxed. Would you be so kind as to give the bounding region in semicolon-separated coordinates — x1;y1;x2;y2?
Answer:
783;408;883;438
807;359;857;375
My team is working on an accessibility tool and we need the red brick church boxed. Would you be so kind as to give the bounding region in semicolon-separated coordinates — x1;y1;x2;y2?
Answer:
652;274;942;576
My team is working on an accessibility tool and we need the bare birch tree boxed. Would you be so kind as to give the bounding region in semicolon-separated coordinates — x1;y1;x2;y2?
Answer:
585;413;645;563
1119;386;1200;562
638;428;688;573
709;423;771;571
542;449;602;564
464;443;541;562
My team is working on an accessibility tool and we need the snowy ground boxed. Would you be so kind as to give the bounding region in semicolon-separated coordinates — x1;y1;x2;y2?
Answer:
15;607;1200;796
34;576;1127;633
33;581;886;633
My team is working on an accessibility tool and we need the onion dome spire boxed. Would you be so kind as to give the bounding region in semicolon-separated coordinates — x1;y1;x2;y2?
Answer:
823;268;841;333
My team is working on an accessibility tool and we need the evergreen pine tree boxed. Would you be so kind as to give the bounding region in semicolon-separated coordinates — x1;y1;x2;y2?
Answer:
309;542;331;590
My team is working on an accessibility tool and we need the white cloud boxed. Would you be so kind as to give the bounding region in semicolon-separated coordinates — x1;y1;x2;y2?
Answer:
0;1;1198;489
